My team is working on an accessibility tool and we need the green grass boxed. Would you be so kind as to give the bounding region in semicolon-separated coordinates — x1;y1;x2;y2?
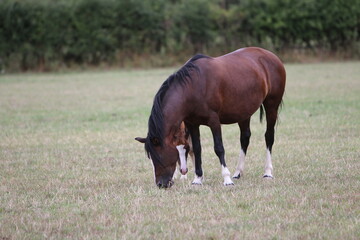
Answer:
1;62;359;239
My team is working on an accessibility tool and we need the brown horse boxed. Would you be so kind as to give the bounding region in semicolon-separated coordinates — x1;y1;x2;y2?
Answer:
135;47;286;188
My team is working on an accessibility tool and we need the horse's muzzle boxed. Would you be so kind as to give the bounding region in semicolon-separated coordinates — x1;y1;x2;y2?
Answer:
157;179;174;189
180;168;188;175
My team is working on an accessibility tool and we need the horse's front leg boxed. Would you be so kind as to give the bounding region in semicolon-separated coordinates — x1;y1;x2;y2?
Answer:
187;124;203;185
209;119;234;186
173;164;181;180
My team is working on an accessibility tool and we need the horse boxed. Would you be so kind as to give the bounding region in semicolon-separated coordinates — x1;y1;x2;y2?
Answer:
135;47;286;188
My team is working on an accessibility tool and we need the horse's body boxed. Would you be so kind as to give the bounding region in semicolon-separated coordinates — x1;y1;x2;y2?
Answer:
136;47;286;188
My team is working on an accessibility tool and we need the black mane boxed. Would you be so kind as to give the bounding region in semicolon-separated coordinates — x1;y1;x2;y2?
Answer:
145;54;210;165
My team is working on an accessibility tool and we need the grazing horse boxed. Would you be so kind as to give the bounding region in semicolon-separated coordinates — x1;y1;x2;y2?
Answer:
135;47;286;188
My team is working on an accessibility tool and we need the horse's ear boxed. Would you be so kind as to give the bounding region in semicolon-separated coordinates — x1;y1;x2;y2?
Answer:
135;137;146;144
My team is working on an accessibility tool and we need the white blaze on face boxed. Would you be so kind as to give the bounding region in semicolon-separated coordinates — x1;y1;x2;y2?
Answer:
176;145;187;175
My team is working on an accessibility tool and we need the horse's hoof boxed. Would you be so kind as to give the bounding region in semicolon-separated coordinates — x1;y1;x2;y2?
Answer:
192;176;203;185
263;175;274;179
192;182;202;185
223;175;234;186
232;174;241;179
224;182;235;186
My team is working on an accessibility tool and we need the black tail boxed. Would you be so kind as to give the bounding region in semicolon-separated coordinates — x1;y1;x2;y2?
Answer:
260;104;264;123
260;100;284;124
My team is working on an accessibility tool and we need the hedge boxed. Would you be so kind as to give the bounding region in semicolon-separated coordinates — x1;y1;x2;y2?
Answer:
0;0;359;71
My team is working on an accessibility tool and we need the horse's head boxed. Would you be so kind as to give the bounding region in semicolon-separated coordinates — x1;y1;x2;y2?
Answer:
135;55;201;188
135;136;179;188
135;122;189;188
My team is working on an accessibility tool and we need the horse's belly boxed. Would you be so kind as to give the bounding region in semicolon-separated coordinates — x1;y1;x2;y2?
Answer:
218;110;255;124
218;97;263;124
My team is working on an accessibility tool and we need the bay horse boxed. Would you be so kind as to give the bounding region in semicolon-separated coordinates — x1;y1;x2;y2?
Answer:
135;47;286;188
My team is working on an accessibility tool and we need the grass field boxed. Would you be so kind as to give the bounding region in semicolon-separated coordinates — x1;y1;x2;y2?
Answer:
1;62;359;239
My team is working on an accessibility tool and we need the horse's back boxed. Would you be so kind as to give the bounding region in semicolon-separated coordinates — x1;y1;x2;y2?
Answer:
215;47;285;100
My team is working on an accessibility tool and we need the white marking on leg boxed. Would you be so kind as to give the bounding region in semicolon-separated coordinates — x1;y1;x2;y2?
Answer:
264;149;274;178
192;175;203;185
222;165;234;186
173;165;180;180
149;156;156;184
180;174;187;180
233;148;245;178
176;145;187;175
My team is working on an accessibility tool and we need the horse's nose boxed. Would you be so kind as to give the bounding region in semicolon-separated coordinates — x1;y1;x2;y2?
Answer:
180;168;188;175
157;179;174;189
157;181;164;188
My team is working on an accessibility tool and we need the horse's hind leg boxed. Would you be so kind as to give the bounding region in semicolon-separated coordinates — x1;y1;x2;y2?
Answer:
263;104;280;179
233;118;251;179
187;137;195;172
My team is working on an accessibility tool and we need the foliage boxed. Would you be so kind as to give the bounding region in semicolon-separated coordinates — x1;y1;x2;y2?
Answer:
0;0;359;71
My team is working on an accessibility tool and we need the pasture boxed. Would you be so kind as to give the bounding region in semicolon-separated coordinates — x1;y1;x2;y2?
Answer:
1;62;359;239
